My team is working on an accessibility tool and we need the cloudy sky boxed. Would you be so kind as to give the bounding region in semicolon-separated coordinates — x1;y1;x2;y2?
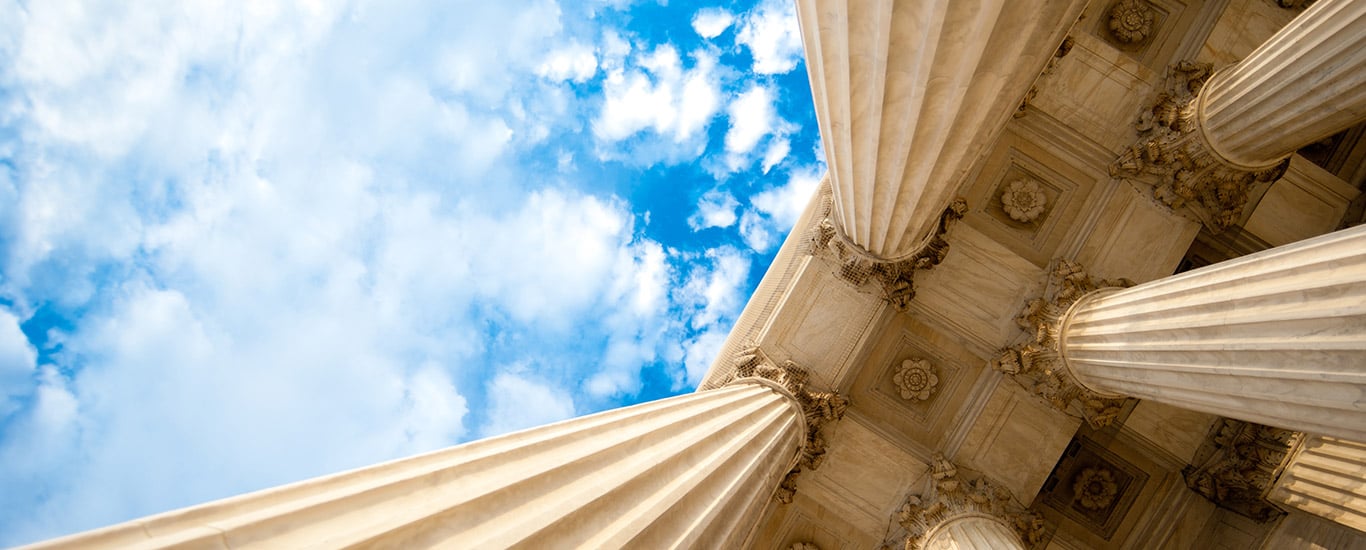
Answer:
0;0;823;544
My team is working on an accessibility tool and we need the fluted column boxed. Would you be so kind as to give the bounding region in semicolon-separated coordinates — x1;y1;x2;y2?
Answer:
24;380;805;549
1266;435;1366;533
898;455;1038;550
1057;225;1366;441
1113;0;1366;230
1199;0;1366;170
796;0;1086;260
922;514;1025;550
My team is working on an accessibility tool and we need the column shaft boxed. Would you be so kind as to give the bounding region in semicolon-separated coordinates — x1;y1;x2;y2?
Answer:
923;514;1025;550
1058;225;1366;440
25;381;804;549
796;0;1085;260
1200;0;1366;169
1267;435;1366;533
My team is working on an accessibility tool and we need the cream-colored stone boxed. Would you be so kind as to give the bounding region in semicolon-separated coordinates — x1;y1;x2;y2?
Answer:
1200;0;1366;168
24;382;804;550
799;416;929;536
1031;32;1159;154
1260;510;1366;550
1244;155;1360;247
796;0;1087;259
1122;400;1218;464
1197;0;1296;66
954;380;1081;506
1074;183;1201;283
923;514;1024;550
1062;225;1366;440
1267;435;1366;534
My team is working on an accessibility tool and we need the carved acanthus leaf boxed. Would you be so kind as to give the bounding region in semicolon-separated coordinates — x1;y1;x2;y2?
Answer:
897;455;1043;550
813;197;968;311
992;260;1133;428
1111;61;1289;232
726;346;849;503
1183;418;1303;523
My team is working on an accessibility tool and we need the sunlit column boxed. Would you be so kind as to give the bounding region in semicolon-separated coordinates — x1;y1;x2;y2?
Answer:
1058;226;1366;440
24;380;805;549
795;0;1086;260
1266;434;1366;533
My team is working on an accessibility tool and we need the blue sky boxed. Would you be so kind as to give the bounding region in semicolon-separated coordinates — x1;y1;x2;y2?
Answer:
0;0;823;544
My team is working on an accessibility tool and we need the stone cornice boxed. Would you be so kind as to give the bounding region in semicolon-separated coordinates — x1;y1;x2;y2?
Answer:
991;260;1134;428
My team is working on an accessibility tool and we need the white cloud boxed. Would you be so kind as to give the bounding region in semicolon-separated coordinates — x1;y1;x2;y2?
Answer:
673;246;750;388
761;137;791;173
480;371;577;438
725;85;776;156
740;168;823;252
688;189;740;230
0;308;38;418
692;8;735;39
594;45;721;152
737;0;805;75
536;43;598;82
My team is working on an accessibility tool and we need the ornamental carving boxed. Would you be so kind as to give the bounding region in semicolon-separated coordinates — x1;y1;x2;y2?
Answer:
897;455;1044;550
790;543;820;550
1107;0;1154;44
1000;179;1048;222
1110;61;1289;231
725;346;849;504
991;260;1134;428
1073;467;1119;510
1276;0;1316;10
894;358;939;401
1183;418;1302;523
814;197;969;311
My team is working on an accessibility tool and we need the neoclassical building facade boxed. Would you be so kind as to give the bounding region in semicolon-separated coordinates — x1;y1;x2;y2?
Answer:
25;0;1366;548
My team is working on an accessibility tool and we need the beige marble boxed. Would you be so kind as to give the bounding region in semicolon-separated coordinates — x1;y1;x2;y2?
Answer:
1074;182;1202;284
1267;435;1366;534
1122;400;1219;464
1260;510;1366;550
1244;155;1360;247
1198;0;1296;66
954;379;1081;506
1061;225;1366;440
24;381;804;550
795;0;1087;260
798;415;929;536
1200;0;1366;169
923;514;1024;550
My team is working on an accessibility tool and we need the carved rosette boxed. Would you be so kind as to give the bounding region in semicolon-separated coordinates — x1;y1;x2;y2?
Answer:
894;358;940;401
991;260;1134;428
1183;418;1303;523
897;455;1044;550
1107;0;1154;44
1110;61;1289;231
725;346;849;503
1000;179;1048;222
1073;467;1120;510
813;197;969;311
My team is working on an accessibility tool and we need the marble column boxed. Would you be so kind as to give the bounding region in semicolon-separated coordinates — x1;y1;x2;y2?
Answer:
1112;0;1366;230
922;514;1025;550
795;0;1086;260
1057;225;1366;441
24;380;806;549
898;455;1037;550
1266;434;1366;533
1198;0;1366;170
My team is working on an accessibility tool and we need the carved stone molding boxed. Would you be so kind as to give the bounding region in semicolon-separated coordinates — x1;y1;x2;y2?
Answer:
1110;61;1290;231
1183;418;1302;523
1275;0;1317;11
991;260;1134;428
894;358;940;401
897;455;1044;550
1107;0;1155;44
725;346;849;503
789;543;821;550
813;198;969;311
